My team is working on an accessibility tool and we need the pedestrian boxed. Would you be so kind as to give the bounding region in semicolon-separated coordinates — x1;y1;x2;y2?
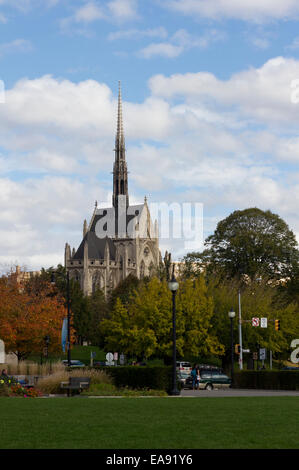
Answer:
1;369;8;377
191;364;197;390
196;365;201;390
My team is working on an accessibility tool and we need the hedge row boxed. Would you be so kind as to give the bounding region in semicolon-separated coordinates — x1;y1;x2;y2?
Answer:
234;370;299;390
97;366;180;392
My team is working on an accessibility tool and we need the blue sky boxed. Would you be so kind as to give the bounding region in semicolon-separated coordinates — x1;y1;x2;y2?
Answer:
1;0;299;270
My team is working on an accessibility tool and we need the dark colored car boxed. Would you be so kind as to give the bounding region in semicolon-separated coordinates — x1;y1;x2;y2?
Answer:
62;360;85;368
281;366;299;370
185;370;232;390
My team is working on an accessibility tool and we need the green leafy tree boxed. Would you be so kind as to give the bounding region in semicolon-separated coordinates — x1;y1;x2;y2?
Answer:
201;208;299;280
108;273;141;310
207;276;299;367
101;277;225;363
86;288;109;346
179;252;203;279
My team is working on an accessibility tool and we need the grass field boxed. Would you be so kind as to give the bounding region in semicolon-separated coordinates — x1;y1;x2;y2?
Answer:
0;397;298;449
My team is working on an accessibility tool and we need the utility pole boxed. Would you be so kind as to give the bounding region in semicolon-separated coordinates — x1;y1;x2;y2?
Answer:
238;289;243;370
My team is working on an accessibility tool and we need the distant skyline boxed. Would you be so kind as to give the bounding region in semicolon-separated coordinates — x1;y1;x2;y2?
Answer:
1;0;299;270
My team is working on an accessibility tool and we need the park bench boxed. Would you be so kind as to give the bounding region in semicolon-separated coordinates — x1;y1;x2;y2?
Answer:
60;377;91;396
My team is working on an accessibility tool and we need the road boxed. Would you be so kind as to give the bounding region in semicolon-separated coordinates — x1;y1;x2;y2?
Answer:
180;388;299;397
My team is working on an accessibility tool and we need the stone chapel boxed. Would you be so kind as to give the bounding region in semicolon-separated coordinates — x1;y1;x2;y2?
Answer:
64;83;160;296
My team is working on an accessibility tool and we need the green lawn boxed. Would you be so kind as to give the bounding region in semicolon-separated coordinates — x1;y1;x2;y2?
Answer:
0;397;298;449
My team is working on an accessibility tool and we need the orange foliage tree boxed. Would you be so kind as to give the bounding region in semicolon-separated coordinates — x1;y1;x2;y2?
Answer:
0;274;68;361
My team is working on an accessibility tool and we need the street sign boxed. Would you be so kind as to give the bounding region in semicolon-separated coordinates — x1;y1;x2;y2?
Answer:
113;352;118;361
252;317;260;327
119;353;125;365
261;318;268;328
242;349;250;353
91;351;96;358
253;352;258;360
259;348;267;360
106;352;114;365
106;352;113;362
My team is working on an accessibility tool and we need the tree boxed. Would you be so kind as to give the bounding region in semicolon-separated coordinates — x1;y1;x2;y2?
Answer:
101;277;225;362
39;265;90;344
206;276;299;368
179;252;204;279
202;208;299;280
108;273;140;310
0;275;67;361
86;288;109;346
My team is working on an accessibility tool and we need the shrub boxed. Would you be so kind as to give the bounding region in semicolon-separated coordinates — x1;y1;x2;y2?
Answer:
97;366;179;393
81;383;168;397
234;371;299;390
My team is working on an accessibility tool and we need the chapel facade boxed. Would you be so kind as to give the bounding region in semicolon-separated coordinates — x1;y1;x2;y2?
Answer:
64;83;160;296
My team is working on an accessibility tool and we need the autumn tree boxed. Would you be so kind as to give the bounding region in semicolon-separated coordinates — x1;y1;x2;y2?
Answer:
0;275;67;361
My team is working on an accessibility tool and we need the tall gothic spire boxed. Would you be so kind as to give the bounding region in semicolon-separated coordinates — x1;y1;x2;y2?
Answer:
115;80;125;155
113;81;129;208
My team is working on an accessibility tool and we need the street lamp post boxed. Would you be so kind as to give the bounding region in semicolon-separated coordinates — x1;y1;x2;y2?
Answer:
228;308;236;387
51;269;71;368
44;335;50;359
168;268;180;396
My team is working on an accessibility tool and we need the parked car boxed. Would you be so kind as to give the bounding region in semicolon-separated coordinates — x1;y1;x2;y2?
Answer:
177;370;190;386
62;360;85;368
176;361;192;374
282;366;299;371
185;370;231;390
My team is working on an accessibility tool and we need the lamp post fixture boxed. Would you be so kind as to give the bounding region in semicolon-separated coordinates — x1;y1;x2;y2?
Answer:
168;267;180;396
51;270;71;368
228;308;236;386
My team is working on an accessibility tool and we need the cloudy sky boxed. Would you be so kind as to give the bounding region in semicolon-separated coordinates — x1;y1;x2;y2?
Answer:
1;0;299;270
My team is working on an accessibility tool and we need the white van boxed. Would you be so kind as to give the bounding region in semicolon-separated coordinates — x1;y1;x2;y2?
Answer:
176;361;192;373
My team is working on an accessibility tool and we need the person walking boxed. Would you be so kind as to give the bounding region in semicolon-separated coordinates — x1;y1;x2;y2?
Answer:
191;364;197;390
196;365;201;390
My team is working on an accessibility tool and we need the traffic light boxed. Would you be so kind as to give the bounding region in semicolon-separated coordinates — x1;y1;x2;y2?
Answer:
275;319;280;331
235;344;240;354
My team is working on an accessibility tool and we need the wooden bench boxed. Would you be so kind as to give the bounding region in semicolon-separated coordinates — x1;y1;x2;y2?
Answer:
60;377;91;396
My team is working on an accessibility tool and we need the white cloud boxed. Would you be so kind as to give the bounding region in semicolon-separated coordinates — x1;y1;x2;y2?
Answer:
2;61;299;266
0;12;7;23
0;39;32;58
250;37;270;49
166;0;299;23
0;0;59;11
108;26;168;41
107;0;139;22
60;0;139;34
139;42;183;59
149;57;299;129
74;2;104;23
286;36;299;50
138;28;225;58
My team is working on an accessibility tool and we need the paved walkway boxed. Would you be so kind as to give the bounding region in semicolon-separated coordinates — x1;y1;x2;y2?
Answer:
180;388;299;397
